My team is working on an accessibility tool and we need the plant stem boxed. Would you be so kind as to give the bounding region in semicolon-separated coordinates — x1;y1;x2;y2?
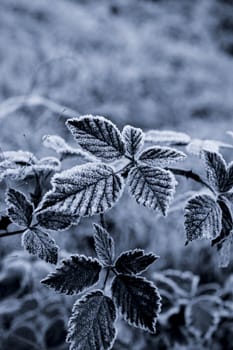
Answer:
102;268;110;290
167;168;215;194
0;229;26;238
100;213;106;229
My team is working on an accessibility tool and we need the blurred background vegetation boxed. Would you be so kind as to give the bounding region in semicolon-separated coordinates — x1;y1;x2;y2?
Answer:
0;0;232;349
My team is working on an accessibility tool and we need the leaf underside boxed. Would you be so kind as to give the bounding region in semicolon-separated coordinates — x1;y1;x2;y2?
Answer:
93;223;115;267
185;194;222;242
41;255;101;294
37;163;124;217
127;165;176;215
115;249;158;275
66;115;125;161
22;227;58;264
111;274;161;333
67;290;116;350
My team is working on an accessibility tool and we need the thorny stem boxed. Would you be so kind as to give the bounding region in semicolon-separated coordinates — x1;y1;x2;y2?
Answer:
167;168;215;194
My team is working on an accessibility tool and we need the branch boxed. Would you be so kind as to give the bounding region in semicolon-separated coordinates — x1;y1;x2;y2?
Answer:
168;168;215;194
0;229;26;238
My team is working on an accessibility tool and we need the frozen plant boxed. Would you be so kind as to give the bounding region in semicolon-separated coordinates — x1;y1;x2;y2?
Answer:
0;115;232;350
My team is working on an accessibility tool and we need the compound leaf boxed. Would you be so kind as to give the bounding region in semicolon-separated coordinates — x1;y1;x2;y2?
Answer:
111;274;161;332
184;194;222;242
122;125;144;157
6;188;34;227
67;290;116;350
22;227;58;264
139;146;186;167
93;223;115;267
41;255;101;294
66;115;125;161
145;130;190;145
127;165;176;215
203;151;228;192
37;163;124;217
115;249;158;275
37;210;80;231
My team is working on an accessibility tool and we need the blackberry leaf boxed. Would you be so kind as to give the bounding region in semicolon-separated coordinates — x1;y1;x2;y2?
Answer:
6;188;34;227
115;249;158;275
37;210;80;231
41;255;101;294
37;163;124;217
66;115;125;161
185;194;222;242
145;130;190;146
93;223;115;267
203;151;228;192
138;146;186;167
122;125;144;157
67;290;116;350
111;274;161;333
22;227;58;264
127;165;176;215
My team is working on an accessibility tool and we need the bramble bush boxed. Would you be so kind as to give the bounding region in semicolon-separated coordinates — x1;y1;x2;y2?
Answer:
0;115;233;349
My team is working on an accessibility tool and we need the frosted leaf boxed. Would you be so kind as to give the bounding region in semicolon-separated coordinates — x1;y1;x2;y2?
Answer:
37;163;124;217
186;139;233;156
66;115;125;161
138;146;186;167
122;125;144;157
145;130;191;145
127;165;176;215
226;131;233;139
217;232;233;268
0;150;37;181
42;134;95;161
67;290;116;350
34;157;61;172
41;255;101;295
184;194;222;242
185;296;220;340
111;274;161;333
93;223;115;267
202;151;228;192
224;161;233;192
0;215;12;231
22;227;58;264
37;210;80;231
6;188;33;227
115;249;158;275
212;198;233;246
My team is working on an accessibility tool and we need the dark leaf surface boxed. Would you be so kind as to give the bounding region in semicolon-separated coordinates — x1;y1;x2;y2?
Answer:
93;223;115;267
185;194;222;242
122;125;144;157
111;274;161;333
41;255;101;294
6;188;33;227
139;146;186;167
67;290;116;350
127;165;176;215
66;115;125;161
203;151;228;192
115;249;158;275
37;210;80;231
22;227;58;264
